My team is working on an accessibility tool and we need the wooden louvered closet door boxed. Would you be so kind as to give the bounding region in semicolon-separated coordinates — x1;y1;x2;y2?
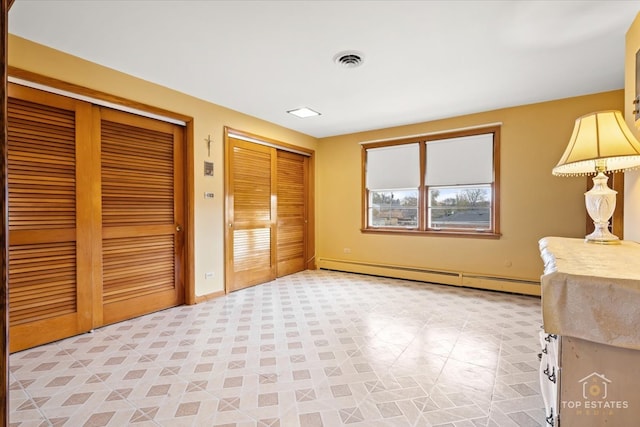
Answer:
7;84;186;352
277;151;307;277
7;84;94;352
99;108;184;325
226;138;277;292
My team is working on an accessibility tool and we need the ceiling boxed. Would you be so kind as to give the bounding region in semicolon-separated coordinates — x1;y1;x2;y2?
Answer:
8;1;640;138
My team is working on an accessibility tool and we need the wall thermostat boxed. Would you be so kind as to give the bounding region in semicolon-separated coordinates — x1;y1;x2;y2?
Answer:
204;161;214;177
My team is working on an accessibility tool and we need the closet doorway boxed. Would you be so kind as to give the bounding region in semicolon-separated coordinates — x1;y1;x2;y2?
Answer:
224;128;314;292
7;82;187;352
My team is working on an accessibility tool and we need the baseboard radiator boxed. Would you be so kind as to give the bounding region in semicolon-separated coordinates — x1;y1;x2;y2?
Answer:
317;258;540;296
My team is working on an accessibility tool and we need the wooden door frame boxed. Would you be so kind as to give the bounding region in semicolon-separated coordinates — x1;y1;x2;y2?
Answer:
5;68;196;302
223;127;315;293
0;65;196;424
1;1;10;425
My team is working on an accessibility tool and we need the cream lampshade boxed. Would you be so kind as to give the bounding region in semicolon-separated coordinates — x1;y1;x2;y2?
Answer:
553;110;640;244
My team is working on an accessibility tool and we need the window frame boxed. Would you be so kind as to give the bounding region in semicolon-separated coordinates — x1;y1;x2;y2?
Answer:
361;125;501;238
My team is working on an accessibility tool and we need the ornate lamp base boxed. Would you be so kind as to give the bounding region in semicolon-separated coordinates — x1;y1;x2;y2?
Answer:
584;171;620;244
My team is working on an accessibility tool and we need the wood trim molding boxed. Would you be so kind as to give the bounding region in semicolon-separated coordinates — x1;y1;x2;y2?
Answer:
184;120;196;305
8;67;193;124
225;127;314;157
193;290;225;304
2;0;9;425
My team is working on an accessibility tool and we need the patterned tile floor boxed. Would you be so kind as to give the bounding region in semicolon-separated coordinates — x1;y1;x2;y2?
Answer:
9;270;545;427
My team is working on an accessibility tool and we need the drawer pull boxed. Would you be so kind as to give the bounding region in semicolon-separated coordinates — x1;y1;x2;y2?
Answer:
543;365;557;383
537;344;548;361
546;408;554;425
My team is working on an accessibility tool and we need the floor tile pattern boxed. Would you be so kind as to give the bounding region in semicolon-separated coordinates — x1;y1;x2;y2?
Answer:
9;270;545;426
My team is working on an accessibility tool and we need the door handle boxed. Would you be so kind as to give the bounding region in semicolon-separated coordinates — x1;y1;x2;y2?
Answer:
176;225;182;232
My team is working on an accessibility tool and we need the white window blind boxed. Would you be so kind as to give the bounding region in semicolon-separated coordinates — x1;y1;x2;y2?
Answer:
425;133;493;186
366;143;420;190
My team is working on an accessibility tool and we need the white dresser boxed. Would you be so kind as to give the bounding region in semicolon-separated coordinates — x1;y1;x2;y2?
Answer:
538;237;640;426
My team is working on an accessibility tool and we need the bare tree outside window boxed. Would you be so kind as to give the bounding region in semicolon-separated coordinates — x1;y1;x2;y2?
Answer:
369;189;418;228
429;186;491;230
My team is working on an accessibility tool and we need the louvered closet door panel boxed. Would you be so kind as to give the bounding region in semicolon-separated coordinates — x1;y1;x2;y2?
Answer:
7;84;93;352
100;108;184;325
277;151;307;277
227;138;276;292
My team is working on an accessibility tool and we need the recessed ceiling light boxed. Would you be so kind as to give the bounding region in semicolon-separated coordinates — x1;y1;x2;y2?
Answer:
287;107;321;118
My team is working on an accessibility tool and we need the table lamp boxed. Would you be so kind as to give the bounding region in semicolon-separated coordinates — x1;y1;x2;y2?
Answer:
552;110;640;244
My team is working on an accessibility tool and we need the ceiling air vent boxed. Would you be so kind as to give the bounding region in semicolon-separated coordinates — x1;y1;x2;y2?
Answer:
334;51;364;68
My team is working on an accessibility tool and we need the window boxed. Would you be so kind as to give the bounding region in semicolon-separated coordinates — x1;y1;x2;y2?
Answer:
369;189;419;228
365;143;420;228
362;126;500;237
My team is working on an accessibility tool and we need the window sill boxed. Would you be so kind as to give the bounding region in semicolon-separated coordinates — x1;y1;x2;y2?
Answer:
361;228;501;239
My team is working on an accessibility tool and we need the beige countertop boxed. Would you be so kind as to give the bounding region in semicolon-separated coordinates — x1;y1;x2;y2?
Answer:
539;236;640;350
